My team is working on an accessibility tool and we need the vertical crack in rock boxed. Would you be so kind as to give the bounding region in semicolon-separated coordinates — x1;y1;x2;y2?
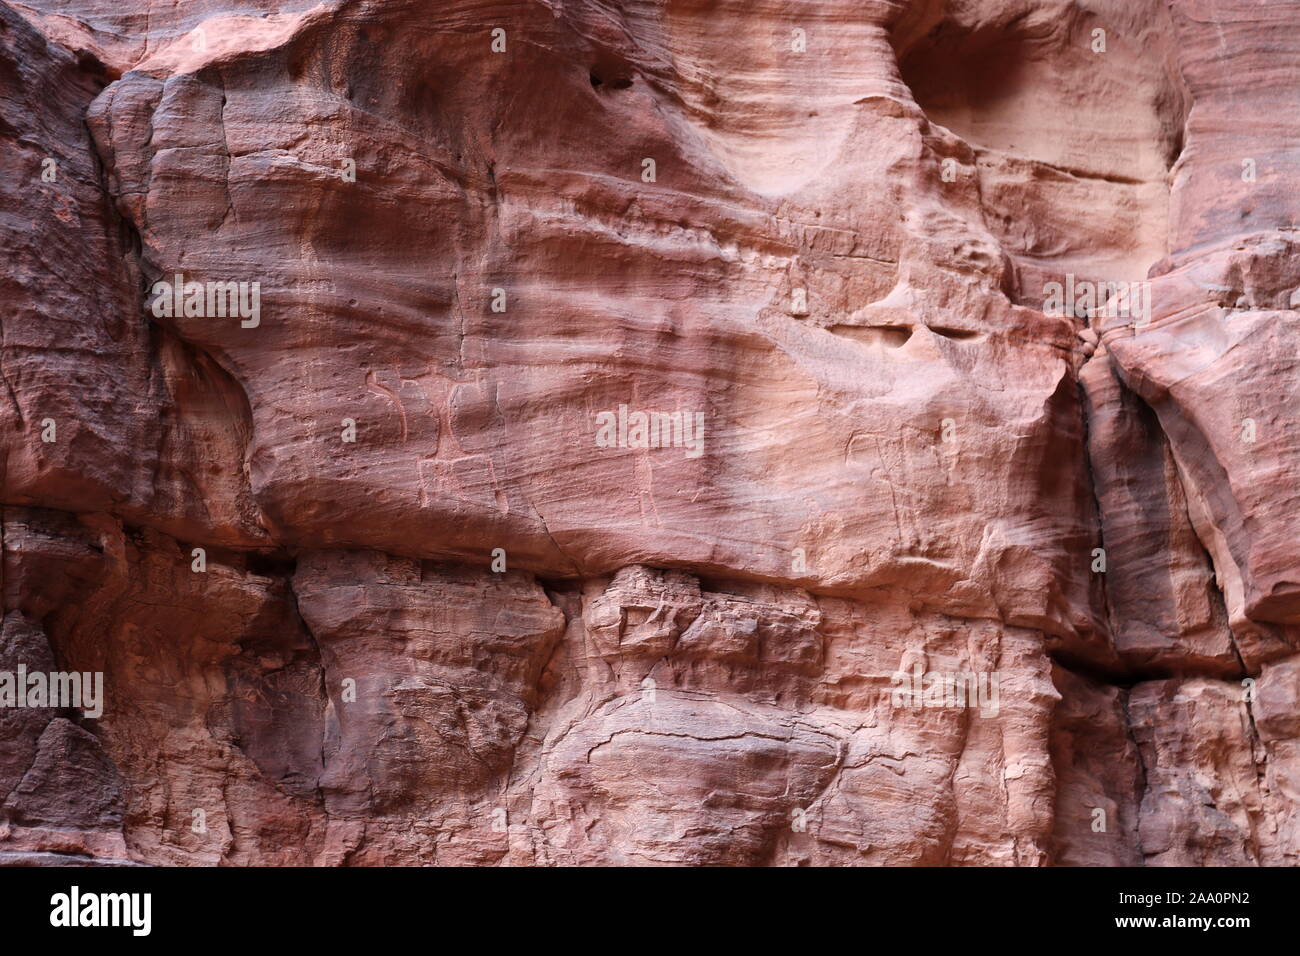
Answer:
1119;686;1148;862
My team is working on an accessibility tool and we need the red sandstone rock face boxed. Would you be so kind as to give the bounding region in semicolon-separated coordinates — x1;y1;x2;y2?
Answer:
0;0;1297;865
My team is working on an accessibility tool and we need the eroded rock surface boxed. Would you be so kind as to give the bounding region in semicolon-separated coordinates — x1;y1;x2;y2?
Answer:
1;0;1298;865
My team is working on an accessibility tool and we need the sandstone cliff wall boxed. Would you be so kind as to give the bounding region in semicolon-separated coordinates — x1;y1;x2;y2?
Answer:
1;0;1297;865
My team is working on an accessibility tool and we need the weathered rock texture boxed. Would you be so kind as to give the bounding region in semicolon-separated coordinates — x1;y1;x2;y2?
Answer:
1;0;1298;865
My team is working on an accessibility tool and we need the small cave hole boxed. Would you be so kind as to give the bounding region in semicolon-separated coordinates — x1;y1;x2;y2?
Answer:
590;69;633;91
931;326;982;341
829;324;913;349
